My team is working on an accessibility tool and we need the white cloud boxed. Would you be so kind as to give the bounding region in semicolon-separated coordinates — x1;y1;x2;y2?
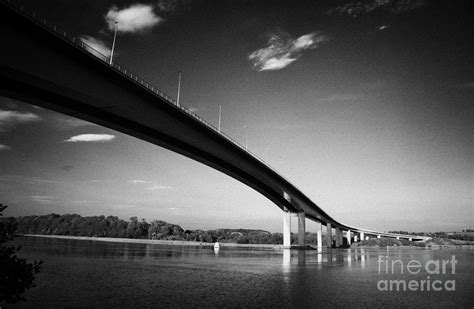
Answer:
80;35;112;57
0;110;41;131
249;32;329;71
147;184;173;191
0;144;11;151
129;180;151;184
105;4;163;33
65;134;116;143
293;34;318;50
30;195;55;204
259;54;297;71
129;180;171;190
0;175;60;184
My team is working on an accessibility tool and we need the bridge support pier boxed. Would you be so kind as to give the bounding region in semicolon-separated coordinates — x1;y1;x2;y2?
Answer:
359;232;365;242
326;223;332;248
377;235;381;239
346;230;351;246
335;227;341;247
317;223;323;251
297;212;305;247
283;211;291;248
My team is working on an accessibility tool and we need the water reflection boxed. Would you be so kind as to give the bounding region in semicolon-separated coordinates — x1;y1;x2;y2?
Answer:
12;237;473;308
346;249;352;267
327;249;332;263
280;248;376;270
282;249;291;286
297;250;306;264
282;249;291;270
336;251;344;263
24;237;378;271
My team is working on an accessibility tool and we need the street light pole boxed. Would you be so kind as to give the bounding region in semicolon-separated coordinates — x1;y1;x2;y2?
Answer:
109;21;118;65
176;71;182;107
244;125;248;150
218;105;222;132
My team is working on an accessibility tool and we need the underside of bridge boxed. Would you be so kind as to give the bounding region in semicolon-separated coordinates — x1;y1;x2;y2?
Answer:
0;1;426;247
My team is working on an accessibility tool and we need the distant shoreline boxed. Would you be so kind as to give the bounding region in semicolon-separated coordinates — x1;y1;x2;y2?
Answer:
20;234;284;249
19;234;473;250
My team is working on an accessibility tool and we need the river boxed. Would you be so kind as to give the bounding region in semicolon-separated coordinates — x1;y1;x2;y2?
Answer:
9;236;473;308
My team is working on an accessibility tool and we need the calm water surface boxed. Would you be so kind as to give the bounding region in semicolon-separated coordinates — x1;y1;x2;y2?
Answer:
10;236;473;308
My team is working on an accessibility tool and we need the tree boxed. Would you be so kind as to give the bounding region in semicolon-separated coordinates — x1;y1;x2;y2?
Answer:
0;204;42;305
138;219;150;239
127;217;139;238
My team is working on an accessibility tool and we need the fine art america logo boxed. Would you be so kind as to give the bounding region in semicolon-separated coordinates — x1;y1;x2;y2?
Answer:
377;255;457;292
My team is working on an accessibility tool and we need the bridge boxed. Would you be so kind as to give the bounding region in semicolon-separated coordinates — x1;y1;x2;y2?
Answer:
0;0;426;248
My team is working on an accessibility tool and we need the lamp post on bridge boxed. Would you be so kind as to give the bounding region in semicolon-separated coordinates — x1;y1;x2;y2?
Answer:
244;125;248;150
109;21;118;65
218;105;222;132
176;71;182;107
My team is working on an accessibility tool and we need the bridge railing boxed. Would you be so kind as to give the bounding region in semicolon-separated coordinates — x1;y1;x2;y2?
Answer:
3;0;301;191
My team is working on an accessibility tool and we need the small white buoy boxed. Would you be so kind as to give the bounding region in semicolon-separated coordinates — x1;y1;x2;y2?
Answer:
213;242;220;255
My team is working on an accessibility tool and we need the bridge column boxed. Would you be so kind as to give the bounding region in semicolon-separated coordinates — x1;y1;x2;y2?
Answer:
359;232;365;242
283;210;291;248
317;223;323;251
297;212;305;247
326;223;332;248
377;235;381;239
354;235;358;242
335;227;341;247
346;230;351;246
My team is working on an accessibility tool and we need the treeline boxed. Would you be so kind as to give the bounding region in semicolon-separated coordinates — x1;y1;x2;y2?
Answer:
357;238;427;248
388;230;473;241
12;214;322;245
15;214;183;240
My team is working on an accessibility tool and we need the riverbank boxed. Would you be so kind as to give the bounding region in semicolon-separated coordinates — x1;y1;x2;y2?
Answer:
21;234;473;250
351;237;473;250
21;234;284;249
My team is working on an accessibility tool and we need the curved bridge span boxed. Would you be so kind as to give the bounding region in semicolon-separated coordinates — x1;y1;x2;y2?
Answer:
0;1;425;247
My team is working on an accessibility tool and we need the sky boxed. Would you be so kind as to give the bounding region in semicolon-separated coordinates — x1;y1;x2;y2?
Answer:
1;0;472;233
